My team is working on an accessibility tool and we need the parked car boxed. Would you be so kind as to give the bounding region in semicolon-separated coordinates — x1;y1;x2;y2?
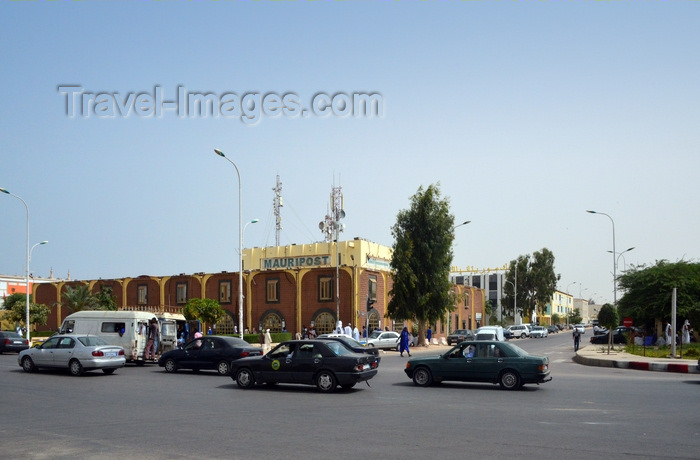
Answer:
590;326;644;345
506;324;530;339
0;331;30;353
529;326;548;338
546;325;559;334
230;340;378;392
317;334;381;364
574;324;586;334
18;334;125;376
447;329;475;345
158;335;262;376
365;330;401;350
404;340;551;390
504;329;514;340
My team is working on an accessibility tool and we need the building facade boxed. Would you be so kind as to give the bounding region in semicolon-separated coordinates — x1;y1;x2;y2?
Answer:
34;238;485;339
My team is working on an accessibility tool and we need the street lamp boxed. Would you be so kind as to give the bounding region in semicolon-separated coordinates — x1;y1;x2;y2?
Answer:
1;187;31;341
214;148;246;340
449;221;471;335
586;210;617;306
608;247;635;272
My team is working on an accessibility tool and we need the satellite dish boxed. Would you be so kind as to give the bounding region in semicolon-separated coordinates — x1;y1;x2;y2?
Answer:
339;210;346;219
318;221;325;230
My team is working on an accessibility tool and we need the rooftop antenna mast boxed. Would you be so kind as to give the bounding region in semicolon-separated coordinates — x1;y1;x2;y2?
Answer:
273;175;283;246
319;177;345;322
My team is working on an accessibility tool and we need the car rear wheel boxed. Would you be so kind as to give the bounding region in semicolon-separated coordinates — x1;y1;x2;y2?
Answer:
367;343;375;347
316;371;337;393
235;368;255;389
21;356;35;372
412;367;433;387
499;370;521;390
217;360;230;376
102;368;116;375
164;358;177;373
69;359;84;376
520;333;526;339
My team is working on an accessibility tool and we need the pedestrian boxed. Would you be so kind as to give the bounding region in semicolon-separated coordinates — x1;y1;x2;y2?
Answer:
399;326;411;357
336;321;343;334
682;320;691;344
144;318;158;360
308;326;316;340
665;321;672;346
362;326;367;339
344;323;352;337
263;329;272;354
353;325;360;341
573;328;581;352
302;325;309;340
427;326;433;345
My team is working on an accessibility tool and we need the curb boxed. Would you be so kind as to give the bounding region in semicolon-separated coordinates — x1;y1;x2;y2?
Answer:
573;351;699;374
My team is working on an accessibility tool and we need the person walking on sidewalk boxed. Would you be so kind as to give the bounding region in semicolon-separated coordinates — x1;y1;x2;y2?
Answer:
573;328;581;352
399;326;411;357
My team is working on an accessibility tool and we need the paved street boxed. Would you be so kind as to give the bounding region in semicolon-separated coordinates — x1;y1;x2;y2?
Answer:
1;333;699;459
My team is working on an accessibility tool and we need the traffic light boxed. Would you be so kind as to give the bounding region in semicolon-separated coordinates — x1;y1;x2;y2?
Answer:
366;296;375;311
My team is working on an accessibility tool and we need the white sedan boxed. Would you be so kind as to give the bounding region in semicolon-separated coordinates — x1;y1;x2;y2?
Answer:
365;330;401;350
18;334;126;376
529;326;548;338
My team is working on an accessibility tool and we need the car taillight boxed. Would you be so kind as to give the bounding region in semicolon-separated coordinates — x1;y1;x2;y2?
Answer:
240;351;250;358
92;350;104;357
405;362;411;369
538;364;548;371
118;349;125;356
370;362;378;369
3;339;9;345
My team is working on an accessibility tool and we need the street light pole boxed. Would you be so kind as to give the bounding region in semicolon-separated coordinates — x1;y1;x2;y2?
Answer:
608;247;635;272
214;149;246;340
587;210;617;306
1;188;31;341
449;221;471;335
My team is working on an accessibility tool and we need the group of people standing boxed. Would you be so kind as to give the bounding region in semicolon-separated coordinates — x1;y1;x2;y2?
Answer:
665;320;693;345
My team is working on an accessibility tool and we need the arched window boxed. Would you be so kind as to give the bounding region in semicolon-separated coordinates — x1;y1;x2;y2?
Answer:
312;311;336;335
217;311;237;335
368;309;380;333
260;310;284;333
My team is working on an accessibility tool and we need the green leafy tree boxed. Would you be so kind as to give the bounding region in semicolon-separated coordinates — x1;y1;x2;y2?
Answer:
567;308;582;325
61;284;98;312
93;285;118;311
617;260;700;327
597;303;618;354
503;249;560;321
551;313;562;325
182;298;226;331
2;293;50;328
388;184;455;346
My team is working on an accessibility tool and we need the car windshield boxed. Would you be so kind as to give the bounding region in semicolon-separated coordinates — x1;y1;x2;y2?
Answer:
452;330;468;335
78;336;109;347
324;341;355;356
369;331;383;339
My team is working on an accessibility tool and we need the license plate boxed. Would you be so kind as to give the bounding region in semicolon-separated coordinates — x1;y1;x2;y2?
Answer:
362;364;370;370
13;341;22;344
105;351;118;357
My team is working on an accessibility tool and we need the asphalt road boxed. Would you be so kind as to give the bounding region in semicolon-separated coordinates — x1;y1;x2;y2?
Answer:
1;333;699;460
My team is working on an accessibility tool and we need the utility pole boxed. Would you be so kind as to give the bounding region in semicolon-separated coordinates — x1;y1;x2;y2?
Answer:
272;175;283;247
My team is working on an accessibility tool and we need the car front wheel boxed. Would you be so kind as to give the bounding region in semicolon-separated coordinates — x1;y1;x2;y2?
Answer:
164;358;177;373
499;370;521;390
21;356;35;372
69;359;84;376
217;360;230;376
235;368;255;389
316;371;337;393
412;367;433;387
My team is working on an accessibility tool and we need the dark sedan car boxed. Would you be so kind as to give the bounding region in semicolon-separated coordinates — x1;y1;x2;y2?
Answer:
158;335;262;376
404;340;551;390
0;331;29;353
230;339;378;392
589;326;642;345
316;334;381;365
447;329;475;345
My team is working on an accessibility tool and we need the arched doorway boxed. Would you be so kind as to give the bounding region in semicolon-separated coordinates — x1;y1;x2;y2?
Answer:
260;310;284;333
217;311;237;335
312;310;336;335
367;309;381;334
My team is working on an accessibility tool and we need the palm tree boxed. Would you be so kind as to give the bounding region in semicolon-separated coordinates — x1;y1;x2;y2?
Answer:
61;285;98;313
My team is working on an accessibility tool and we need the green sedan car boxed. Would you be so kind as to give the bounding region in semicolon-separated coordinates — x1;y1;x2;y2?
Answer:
404;340;551;390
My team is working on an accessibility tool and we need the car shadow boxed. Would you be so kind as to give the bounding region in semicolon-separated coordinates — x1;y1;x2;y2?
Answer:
390;381;543;392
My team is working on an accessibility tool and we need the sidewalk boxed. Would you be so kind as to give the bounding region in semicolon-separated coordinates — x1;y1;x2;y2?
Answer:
574;344;699;374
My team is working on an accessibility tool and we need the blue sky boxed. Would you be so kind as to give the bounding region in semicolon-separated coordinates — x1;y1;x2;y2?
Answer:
1;1;698;306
